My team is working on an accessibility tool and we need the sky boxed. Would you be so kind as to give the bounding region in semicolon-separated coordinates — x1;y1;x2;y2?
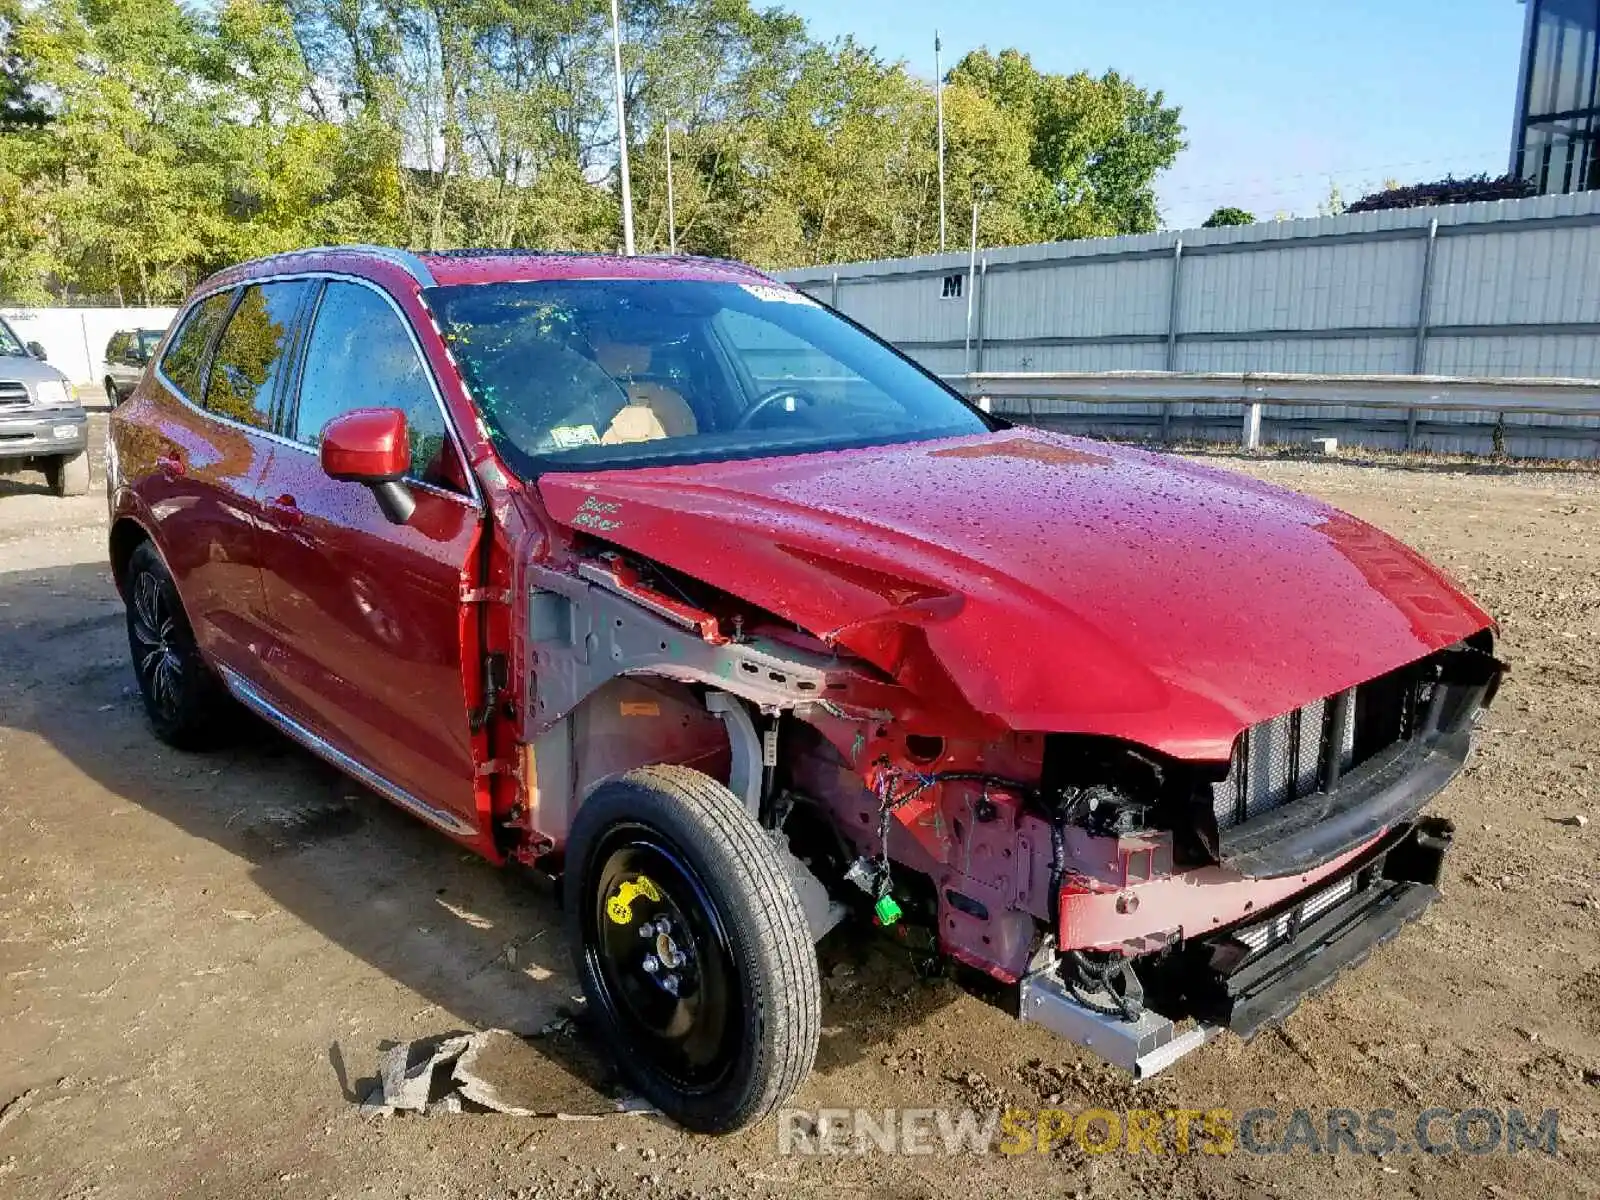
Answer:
784;0;1531;230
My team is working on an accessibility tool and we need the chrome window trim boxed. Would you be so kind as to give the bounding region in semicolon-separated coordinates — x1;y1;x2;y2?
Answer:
154;270;482;510
217;664;479;840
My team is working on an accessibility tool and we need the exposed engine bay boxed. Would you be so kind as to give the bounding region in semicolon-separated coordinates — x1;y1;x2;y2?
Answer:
510;544;1505;1077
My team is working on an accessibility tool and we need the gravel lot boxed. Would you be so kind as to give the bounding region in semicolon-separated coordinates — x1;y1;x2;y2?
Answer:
2;427;1598;1199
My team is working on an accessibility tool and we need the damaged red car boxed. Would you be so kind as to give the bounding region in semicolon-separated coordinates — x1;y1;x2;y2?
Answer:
107;247;1505;1133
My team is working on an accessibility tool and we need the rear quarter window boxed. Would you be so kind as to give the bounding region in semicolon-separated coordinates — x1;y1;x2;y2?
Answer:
160;291;234;401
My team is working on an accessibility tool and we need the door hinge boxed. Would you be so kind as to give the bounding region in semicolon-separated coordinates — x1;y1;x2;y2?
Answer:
474;759;520;779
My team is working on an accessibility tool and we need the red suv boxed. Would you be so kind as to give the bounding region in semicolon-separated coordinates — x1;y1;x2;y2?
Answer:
109;246;1503;1132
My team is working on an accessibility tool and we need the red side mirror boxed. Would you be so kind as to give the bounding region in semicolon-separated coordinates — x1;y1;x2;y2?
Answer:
321;408;411;483
320;408;416;526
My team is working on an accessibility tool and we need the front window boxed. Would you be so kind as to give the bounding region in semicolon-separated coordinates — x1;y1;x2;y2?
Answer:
0;318;26;357
424;278;988;473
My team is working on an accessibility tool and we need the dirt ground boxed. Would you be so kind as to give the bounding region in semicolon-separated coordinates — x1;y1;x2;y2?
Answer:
2;425;1598;1199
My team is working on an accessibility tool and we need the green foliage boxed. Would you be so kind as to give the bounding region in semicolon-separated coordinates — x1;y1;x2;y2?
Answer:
0;1;1187;301
1202;206;1255;228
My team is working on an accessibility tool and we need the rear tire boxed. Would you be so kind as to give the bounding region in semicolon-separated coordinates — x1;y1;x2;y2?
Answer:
105;378;120;407
124;541;231;749
565;765;821;1133
46;451;90;497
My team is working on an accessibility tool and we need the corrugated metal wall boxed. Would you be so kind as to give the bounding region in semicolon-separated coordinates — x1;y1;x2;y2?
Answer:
778;191;1600;458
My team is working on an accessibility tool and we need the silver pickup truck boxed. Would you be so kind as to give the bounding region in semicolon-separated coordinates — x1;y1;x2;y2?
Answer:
0;316;89;496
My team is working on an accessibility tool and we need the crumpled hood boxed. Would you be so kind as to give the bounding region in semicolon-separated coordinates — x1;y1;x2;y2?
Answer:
538;429;1492;760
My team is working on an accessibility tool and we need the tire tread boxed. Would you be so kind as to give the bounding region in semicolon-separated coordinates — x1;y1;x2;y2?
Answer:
566;764;821;1133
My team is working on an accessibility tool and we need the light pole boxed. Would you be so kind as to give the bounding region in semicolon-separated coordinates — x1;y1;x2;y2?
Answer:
610;0;635;256
665;122;677;255
964;187;985;372
935;31;946;253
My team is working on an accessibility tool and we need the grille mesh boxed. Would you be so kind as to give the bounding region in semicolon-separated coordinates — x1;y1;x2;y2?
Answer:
1232;875;1359;954
1213;689;1360;830
0;381;28;406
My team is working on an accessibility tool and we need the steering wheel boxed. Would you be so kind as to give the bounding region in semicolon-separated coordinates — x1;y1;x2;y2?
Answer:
734;385;819;430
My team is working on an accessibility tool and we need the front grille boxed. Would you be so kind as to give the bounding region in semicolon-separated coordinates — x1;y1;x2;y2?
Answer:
0;381;28;407
1212;666;1421;831
1231;874;1358;954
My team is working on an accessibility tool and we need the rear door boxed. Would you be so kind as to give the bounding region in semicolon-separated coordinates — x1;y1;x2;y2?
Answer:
142;282;310;678
253;277;482;835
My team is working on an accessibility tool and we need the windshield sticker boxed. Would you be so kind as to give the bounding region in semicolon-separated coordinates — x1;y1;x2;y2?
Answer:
549;423;600;449
571;494;622;532
739;283;818;306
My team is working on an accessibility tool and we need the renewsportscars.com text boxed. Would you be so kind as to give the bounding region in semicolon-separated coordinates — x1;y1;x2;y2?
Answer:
776;1106;1560;1157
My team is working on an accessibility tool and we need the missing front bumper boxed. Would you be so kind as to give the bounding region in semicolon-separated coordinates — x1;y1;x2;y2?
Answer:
1019;817;1453;1076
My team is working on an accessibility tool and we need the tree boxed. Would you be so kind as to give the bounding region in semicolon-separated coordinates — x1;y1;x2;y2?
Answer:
1318;180;1346;217
0;1;1190;298
948;49;1185;241
1347;173;1536;213
0;0;49;131
1202;206;1254;228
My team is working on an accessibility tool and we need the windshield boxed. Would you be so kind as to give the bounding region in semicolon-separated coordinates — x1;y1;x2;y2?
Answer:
0;318;26;357
424;279;988;473
137;329;164;356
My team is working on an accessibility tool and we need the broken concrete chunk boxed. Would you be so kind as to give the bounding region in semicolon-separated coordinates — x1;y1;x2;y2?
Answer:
378;1034;474;1112
454;1028;616;1118
425;1091;464;1117
361;1026;653;1120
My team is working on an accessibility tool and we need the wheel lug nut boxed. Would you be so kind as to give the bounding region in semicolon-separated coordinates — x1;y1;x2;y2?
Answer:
642;954;659;974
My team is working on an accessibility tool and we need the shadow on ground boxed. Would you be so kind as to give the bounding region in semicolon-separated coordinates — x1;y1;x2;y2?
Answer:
0;557;960;1116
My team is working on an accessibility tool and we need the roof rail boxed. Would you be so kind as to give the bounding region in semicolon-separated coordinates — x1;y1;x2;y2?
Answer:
296;245;436;286
227;244;437;287
422;247;765;278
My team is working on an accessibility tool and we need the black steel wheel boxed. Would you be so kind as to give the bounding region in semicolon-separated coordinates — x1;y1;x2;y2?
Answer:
566;765;820;1133
124;541;230;749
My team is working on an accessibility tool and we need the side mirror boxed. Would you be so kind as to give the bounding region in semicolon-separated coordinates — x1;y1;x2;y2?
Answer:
320;407;415;525
26;341;47;360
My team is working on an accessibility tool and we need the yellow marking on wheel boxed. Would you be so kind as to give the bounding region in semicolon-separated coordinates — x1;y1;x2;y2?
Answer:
605;875;662;925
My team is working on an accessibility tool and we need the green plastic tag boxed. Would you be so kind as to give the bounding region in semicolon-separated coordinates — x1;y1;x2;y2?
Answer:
874;894;903;926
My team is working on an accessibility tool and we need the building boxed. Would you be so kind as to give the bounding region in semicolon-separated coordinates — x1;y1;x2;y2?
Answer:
1512;0;1600;193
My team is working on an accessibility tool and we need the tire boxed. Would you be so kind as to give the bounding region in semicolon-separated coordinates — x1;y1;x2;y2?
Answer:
106;378;120;407
565;765;821;1133
45;451;90;497
124;541;231;749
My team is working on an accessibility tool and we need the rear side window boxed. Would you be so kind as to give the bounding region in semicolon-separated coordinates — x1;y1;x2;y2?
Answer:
203;281;309;430
293;281;463;491
160;291;233;401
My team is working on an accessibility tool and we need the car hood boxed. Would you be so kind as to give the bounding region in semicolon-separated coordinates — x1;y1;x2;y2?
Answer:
537;429;1492;760
0;353;71;388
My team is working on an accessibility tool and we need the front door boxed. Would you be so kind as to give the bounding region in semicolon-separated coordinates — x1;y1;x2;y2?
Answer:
252;278;482;836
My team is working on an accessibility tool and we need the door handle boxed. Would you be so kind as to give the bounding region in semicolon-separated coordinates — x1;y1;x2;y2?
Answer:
156;454;185;478
267;494;303;526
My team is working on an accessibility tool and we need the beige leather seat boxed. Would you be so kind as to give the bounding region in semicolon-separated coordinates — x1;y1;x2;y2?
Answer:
593;342;699;445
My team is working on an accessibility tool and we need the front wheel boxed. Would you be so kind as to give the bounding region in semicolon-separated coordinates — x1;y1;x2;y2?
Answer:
46;450;89;497
565;765;821;1133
